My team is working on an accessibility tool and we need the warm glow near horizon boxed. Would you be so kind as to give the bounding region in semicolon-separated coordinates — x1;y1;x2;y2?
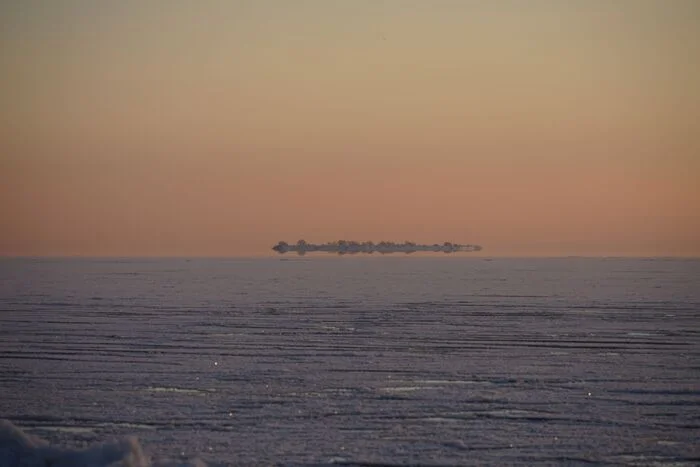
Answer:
1;0;699;257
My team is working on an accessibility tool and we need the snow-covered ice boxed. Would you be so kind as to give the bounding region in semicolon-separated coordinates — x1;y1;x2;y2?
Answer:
1;257;699;465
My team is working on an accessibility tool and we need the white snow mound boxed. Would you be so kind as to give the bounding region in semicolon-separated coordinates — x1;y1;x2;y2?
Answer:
0;420;206;467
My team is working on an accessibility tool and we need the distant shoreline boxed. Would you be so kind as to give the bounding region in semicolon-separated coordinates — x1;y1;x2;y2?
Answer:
272;240;483;255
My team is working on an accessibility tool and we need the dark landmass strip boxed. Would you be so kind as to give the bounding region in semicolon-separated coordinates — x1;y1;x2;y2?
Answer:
272;240;483;255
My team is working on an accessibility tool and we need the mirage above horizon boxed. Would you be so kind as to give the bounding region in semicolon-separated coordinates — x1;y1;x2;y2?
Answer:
272;240;483;255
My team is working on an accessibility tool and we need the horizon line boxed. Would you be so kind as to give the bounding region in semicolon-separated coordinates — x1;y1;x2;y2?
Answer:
1;253;699;260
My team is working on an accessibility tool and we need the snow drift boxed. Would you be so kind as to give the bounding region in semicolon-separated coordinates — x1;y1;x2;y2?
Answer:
0;420;205;467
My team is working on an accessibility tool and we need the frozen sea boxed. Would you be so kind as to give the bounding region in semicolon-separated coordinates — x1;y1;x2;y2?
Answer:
1;256;699;466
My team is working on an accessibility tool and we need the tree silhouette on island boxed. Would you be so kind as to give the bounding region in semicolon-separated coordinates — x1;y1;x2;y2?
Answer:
272;240;482;255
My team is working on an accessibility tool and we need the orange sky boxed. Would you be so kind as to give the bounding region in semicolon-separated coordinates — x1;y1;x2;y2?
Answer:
1;1;699;257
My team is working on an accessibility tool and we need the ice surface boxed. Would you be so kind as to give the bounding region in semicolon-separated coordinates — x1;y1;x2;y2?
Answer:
1;257;699;465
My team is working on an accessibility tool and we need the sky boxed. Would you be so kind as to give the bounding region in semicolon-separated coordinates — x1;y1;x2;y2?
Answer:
1;0;699;257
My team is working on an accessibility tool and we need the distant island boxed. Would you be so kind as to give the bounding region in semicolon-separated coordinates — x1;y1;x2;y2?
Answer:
272;240;483;255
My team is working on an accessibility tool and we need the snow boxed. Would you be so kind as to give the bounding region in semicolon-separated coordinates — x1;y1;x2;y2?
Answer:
1;257;699;464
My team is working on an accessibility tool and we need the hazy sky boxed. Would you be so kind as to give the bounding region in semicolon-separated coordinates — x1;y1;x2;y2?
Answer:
1;0;699;256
